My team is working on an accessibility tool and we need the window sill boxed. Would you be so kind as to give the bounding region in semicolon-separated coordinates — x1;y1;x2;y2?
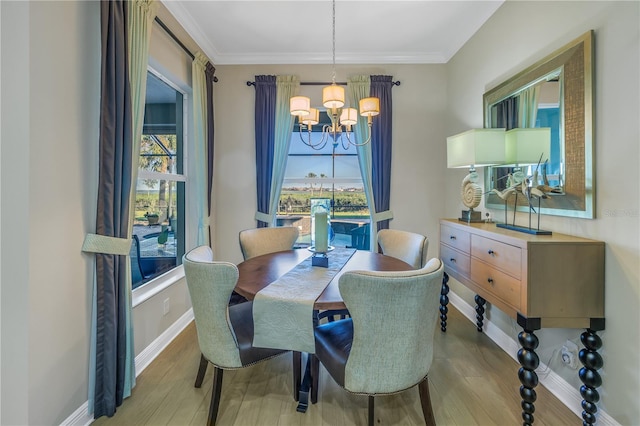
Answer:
132;265;185;308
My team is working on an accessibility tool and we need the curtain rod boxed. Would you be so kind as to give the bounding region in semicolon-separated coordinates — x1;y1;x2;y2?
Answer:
246;80;401;87
154;17;219;82
154;17;194;60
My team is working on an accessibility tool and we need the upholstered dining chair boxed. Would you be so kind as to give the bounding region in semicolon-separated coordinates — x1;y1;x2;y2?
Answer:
183;246;292;426
238;226;299;260
311;259;444;426
377;229;429;269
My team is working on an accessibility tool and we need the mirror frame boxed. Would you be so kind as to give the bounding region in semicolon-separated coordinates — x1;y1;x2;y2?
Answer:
483;30;595;218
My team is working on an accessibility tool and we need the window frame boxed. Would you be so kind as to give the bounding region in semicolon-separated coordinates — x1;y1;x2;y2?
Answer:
132;66;190;308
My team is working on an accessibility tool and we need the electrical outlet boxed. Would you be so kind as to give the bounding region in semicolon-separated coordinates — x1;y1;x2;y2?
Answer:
163;298;170;316
561;340;579;369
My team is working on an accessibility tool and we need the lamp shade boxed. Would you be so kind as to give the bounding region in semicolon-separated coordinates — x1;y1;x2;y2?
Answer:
505;128;551;165
446;128;506;168
322;84;345;109
290;96;310;116
300;108;319;126
359;97;380;117
339;108;358;126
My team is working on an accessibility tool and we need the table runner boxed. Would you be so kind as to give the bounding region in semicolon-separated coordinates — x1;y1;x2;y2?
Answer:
252;248;356;353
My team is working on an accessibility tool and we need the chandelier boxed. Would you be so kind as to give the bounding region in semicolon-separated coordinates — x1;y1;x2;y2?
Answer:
289;0;380;150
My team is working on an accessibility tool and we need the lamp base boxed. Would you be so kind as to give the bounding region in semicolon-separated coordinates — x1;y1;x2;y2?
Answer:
459;210;483;223
496;223;552;235
311;253;329;268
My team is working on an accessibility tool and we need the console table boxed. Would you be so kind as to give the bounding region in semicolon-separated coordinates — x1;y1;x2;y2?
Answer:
439;219;605;425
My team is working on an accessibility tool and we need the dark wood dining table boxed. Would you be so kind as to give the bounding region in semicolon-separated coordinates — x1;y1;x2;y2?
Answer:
234;248;414;310
234;248;414;412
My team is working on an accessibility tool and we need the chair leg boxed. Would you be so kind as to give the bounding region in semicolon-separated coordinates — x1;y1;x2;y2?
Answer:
368;395;375;426
293;351;301;401
418;378;436;425
310;354;319;404
208;367;224;426
195;353;208;388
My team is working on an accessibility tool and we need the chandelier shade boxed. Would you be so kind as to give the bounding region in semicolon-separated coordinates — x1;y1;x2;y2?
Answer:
340;108;358;125
359;97;380;117
290;96;311;116
301;108;320;126
322;84;345;109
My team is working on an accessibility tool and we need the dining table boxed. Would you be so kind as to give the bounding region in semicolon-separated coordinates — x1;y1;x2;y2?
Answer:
234;248;413;412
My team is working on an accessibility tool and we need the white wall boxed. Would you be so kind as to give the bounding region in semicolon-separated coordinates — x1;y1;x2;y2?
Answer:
212;64;448;264
446;2;640;424
1;1;100;424
0;2;194;423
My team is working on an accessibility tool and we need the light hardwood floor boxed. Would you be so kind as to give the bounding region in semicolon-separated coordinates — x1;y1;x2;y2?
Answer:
93;306;578;425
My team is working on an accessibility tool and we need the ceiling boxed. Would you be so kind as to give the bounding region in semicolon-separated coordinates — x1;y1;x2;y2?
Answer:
162;1;504;65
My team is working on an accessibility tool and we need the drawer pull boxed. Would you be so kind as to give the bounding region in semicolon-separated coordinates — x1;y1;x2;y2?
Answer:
487;249;495;255
487;277;494;284
450;235;457;240
450;258;456;263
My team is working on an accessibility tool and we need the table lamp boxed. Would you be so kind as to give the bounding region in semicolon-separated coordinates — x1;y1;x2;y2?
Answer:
447;128;506;222
497;127;552;234
503;127;552;187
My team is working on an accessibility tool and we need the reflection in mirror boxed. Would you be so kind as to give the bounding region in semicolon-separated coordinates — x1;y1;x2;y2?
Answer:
484;31;594;218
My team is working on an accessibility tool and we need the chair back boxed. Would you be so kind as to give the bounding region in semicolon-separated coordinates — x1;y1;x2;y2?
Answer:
338;259;444;394
239;227;299;260
377;229;429;269
348;225;370;250
130;235;145;287
183;246;243;368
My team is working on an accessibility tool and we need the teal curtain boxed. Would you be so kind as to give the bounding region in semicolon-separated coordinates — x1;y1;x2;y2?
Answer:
124;0;157;395
347;76;376;250
267;76;299;225
192;51;210;245
518;86;541;128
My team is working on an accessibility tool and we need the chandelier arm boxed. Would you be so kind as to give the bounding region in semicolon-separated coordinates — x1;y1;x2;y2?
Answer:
340;133;350;150
343;122;373;147
298;127;327;150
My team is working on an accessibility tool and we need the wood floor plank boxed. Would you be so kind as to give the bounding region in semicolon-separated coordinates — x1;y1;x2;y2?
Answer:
94;306;578;426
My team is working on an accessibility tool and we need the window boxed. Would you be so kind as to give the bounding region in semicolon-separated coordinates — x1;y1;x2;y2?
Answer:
278;118;371;250
132;70;187;290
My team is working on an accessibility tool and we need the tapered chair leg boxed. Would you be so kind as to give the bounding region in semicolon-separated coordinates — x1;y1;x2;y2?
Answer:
293;351;301;401
310;354;319;404
195;353;208;388
418;378;436;425
368;395;375;426
208;367;224;426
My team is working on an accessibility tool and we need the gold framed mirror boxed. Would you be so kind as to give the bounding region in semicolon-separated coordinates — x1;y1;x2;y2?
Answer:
483;30;594;218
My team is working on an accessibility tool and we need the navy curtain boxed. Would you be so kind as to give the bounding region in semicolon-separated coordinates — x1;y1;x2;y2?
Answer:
253;75;277;227
495;97;519;190
94;0;132;417
205;62;216;241
370;75;394;232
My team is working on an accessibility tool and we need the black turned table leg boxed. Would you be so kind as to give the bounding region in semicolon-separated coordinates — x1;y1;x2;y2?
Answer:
518;329;539;426
440;272;450;332
474;295;486;332
579;328;604;425
516;315;541;426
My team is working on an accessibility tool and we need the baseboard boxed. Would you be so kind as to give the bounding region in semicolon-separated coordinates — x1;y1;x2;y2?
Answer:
135;308;194;374
448;292;619;426
60;308;194;426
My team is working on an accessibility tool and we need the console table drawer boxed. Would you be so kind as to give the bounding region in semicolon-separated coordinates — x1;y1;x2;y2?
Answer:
471;258;521;309
471;235;521;279
441;244;470;276
440;224;471;253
